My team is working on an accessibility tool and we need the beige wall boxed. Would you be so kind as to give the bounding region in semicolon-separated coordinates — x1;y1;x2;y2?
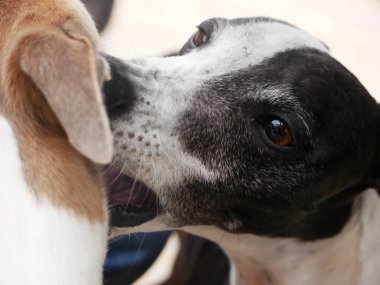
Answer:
101;0;380;100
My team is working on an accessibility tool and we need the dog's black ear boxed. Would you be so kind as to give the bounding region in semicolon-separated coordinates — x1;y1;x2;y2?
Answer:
4;26;112;164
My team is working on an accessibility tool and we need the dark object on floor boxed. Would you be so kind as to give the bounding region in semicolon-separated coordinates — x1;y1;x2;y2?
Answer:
164;232;230;285
104;231;172;285
104;231;230;285
81;0;114;32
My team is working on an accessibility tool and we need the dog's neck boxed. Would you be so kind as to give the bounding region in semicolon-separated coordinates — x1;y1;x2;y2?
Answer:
273;184;370;240
181;189;380;285
111;189;380;284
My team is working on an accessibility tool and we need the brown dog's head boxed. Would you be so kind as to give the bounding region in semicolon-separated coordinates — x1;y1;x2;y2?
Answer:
0;0;112;220
0;0;112;164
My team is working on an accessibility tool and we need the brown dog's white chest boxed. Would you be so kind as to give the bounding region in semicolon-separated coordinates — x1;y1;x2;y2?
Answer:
0;115;108;284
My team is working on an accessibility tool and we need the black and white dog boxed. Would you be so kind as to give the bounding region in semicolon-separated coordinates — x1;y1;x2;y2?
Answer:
103;17;380;285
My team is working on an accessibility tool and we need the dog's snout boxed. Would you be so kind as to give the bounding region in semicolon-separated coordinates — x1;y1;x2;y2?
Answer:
102;54;136;117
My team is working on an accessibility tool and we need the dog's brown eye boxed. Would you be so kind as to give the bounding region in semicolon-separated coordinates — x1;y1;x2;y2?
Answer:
263;118;294;147
192;30;208;47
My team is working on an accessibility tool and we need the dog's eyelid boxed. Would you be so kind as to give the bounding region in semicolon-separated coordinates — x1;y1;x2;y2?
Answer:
195;26;210;38
179;21;216;54
196;21;216;37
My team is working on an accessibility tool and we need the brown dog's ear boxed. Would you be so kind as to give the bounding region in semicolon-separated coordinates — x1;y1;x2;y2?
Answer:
17;28;112;164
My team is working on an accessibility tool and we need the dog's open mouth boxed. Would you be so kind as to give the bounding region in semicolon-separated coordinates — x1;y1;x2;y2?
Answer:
103;167;159;228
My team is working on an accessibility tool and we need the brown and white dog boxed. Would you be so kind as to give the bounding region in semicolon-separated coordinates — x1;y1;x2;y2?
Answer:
0;1;112;284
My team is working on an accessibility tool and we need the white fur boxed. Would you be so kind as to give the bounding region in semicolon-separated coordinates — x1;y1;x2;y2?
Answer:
229;263;238;285
0;115;107;285
359;189;380;285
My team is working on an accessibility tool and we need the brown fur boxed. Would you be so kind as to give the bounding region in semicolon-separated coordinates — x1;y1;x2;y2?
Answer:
0;0;111;222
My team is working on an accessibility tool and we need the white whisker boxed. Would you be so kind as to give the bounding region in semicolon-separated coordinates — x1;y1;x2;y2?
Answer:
107;158;129;186
218;230;227;247
102;158;117;174
125;155;144;208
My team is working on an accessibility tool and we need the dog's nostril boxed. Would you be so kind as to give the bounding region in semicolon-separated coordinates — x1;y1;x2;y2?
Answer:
112;101;125;110
105;99;130;117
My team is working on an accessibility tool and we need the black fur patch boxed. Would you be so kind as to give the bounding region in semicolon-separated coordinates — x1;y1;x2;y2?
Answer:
159;49;380;240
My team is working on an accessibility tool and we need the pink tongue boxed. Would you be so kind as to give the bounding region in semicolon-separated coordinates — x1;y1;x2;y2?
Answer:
104;168;154;207
109;189;150;206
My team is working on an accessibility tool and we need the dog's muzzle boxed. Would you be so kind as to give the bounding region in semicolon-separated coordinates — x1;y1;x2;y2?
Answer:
102;55;159;227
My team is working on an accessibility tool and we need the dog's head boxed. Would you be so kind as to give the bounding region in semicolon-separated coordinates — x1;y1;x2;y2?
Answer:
0;0;113;221
104;17;380;239
0;0;112;164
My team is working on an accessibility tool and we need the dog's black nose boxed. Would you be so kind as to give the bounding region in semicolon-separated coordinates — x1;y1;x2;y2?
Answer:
102;54;136;118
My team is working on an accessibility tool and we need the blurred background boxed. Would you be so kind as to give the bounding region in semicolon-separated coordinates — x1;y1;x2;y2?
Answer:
82;0;380;284
100;0;380;100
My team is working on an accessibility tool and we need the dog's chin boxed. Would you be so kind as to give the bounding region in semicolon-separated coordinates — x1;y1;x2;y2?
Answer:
103;167;160;228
